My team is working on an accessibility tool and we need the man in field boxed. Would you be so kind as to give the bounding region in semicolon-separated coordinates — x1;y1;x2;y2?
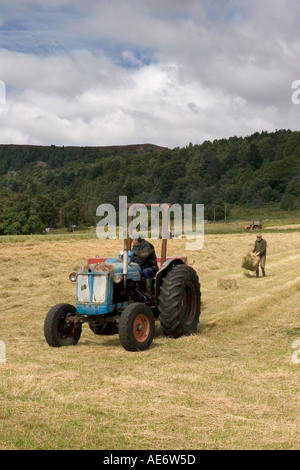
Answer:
131;234;159;278
131;235;159;296
253;233;267;277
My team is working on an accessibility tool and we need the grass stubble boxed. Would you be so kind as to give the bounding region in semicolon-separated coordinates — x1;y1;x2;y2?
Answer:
0;231;300;450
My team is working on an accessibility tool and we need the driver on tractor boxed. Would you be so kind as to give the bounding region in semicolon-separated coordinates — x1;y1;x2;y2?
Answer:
131;234;159;295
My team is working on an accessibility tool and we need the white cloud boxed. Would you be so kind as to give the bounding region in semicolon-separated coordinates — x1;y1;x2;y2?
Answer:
0;0;299;147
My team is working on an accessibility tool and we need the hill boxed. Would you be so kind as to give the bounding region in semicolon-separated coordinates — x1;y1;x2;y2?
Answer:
0;129;300;234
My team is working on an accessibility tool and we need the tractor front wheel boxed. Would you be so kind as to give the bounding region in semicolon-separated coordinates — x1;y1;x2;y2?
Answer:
118;303;155;351
44;303;82;347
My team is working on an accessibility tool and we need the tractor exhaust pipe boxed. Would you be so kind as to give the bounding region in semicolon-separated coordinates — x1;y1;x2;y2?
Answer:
123;237;128;289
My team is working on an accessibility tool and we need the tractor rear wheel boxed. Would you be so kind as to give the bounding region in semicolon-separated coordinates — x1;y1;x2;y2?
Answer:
118;303;155;351
158;264;201;338
44;303;82;347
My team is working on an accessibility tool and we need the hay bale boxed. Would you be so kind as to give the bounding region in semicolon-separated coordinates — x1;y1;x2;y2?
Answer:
241;252;260;271
217;279;238;290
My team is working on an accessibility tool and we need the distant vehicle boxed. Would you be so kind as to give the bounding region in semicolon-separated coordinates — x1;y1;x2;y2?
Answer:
243;220;262;230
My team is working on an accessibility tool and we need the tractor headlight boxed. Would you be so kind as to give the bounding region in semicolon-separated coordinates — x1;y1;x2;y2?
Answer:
69;272;77;282
113;274;123;284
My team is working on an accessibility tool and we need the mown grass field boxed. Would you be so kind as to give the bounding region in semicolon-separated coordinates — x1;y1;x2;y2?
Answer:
0;229;300;450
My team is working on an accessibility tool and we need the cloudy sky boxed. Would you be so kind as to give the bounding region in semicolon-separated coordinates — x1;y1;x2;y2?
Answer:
0;0;299;148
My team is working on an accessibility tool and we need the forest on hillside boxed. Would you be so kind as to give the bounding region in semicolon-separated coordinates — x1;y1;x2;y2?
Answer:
0;129;300;234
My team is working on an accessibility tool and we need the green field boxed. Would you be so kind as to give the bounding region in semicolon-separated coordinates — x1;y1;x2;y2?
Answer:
0;227;300;449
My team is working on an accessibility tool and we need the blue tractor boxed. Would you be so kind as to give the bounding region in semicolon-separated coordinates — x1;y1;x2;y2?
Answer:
44;207;201;351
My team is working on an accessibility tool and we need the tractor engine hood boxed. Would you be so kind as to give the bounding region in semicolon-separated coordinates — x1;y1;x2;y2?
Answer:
77;258;142;282
75;259;142;316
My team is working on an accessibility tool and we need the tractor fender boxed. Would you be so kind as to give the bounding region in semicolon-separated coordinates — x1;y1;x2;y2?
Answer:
155;258;186;305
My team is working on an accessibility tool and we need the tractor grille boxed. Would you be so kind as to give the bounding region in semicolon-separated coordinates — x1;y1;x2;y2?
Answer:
92;276;107;303
77;275;106;304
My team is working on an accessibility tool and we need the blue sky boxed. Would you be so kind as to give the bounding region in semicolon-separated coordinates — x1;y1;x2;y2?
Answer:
0;0;299;147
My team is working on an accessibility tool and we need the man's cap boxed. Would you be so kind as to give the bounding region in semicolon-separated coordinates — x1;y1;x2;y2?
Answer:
130;233;144;241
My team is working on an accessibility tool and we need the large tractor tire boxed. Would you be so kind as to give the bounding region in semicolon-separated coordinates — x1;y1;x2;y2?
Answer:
44;303;82;347
158;264;201;338
118;303;155;351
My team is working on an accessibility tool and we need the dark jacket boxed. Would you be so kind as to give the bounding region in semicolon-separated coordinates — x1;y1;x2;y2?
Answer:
131;240;158;270
253;238;267;257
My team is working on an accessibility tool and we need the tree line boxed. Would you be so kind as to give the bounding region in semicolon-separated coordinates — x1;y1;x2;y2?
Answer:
0;130;299;234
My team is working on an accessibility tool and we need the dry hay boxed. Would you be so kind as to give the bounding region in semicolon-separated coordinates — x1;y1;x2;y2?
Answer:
241;252;260;271
217;278;238;290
